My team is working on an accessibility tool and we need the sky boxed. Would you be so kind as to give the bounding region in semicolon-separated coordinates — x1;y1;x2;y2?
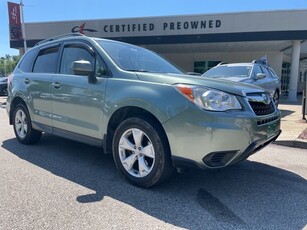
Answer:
1;0;307;57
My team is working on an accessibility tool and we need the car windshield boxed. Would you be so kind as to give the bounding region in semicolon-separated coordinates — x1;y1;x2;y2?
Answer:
96;39;183;74
202;65;252;78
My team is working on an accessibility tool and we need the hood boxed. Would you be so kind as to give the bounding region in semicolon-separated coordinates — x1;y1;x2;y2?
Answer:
135;72;264;97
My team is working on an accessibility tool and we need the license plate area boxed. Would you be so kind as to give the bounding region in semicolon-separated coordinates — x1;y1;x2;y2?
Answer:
267;122;277;138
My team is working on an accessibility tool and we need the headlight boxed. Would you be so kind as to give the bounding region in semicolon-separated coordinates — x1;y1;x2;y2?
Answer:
174;84;242;111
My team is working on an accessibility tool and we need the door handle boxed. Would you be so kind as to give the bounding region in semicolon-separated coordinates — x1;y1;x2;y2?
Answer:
52;82;62;89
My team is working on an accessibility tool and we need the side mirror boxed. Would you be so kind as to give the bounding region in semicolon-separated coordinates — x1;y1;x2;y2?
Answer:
256;73;265;80
72;60;93;76
72;60;97;84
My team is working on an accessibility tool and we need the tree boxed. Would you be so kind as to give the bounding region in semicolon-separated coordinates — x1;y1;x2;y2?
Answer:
0;55;20;76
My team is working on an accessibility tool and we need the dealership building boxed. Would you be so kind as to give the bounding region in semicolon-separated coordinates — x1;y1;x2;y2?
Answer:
10;9;307;101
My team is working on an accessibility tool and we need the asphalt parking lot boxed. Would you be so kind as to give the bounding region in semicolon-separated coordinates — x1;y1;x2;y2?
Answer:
0;97;306;230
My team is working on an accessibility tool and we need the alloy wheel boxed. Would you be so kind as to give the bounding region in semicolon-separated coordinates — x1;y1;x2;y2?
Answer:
15;109;28;139
118;128;155;178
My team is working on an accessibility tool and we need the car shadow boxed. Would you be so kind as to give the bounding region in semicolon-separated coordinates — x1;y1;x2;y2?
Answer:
279;109;295;118
2;134;307;229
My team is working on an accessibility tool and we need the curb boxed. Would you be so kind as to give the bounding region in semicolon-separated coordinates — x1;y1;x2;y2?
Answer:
274;139;307;149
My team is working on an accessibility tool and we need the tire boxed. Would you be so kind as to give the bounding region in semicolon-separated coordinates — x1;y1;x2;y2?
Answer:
112;117;173;188
13;104;42;144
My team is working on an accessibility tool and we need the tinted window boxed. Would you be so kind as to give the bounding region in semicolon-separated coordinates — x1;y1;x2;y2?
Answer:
18;48;37;72
33;46;59;73
260;66;271;78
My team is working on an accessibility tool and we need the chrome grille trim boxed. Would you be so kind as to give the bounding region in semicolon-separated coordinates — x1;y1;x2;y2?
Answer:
246;93;276;116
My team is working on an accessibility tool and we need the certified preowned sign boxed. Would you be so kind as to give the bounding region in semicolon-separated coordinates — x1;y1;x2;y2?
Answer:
102;19;222;33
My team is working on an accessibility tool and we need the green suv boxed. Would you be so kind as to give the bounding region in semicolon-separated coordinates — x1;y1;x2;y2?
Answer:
7;34;281;187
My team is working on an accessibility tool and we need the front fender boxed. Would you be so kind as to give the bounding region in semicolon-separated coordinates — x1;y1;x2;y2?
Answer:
103;78;189;126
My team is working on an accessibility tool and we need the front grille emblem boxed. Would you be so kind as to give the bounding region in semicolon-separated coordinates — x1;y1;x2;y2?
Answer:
261;93;271;104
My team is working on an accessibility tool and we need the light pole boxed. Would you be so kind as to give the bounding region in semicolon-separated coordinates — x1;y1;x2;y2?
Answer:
20;0;27;52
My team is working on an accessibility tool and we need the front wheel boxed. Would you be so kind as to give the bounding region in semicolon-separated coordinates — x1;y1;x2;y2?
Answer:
13;104;42;144
112;117;173;188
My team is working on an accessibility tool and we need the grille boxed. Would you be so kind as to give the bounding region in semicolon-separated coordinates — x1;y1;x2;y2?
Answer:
257;116;279;126
246;93;276;116
211;153;226;164
203;151;238;167
249;101;275;116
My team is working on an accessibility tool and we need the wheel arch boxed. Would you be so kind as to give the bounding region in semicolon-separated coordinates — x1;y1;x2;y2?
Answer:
9;96;27;125
104;106;170;156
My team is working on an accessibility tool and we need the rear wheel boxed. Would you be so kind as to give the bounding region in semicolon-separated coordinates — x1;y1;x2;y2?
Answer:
13;104;42;144
112;117;173;188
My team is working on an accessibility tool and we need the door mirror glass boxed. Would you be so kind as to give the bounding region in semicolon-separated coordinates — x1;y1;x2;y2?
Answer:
72;60;93;76
256;73;265;79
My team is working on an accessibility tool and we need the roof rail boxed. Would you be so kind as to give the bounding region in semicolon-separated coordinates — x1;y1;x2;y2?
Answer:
35;33;86;46
217;62;226;66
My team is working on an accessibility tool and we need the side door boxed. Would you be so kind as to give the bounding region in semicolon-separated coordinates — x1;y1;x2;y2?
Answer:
260;66;275;96
26;44;60;132
51;41;109;141
251;64;268;91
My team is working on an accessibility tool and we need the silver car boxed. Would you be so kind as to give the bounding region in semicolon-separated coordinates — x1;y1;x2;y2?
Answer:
202;62;281;105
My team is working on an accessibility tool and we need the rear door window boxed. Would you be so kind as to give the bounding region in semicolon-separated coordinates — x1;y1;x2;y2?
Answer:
18;48;38;72
260;66;271;78
33;45;60;73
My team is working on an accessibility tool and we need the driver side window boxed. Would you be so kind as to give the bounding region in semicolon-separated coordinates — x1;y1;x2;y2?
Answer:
60;44;108;78
60;45;94;75
252;65;263;78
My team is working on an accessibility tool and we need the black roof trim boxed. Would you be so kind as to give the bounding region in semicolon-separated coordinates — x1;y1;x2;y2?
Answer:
10;30;307;48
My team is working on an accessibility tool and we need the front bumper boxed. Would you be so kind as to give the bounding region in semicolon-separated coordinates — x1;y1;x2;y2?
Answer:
163;105;281;169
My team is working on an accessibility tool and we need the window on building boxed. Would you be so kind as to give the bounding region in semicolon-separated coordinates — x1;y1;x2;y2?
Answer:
281;62;291;95
194;61;220;74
